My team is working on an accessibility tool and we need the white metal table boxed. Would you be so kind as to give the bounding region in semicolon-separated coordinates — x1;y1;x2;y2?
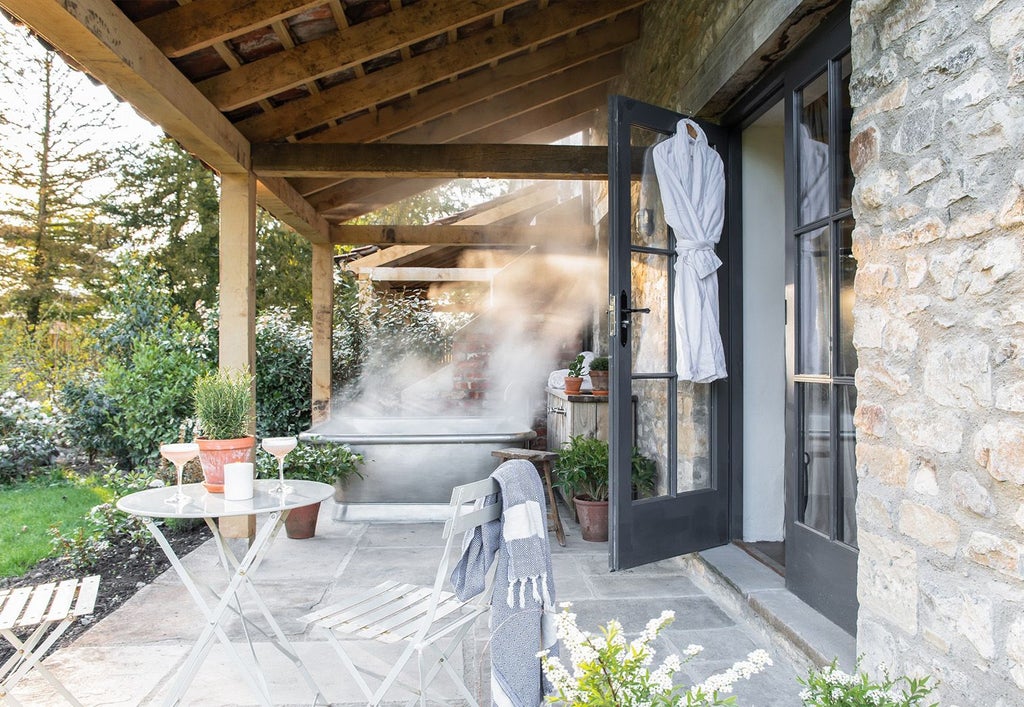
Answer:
117;480;333;706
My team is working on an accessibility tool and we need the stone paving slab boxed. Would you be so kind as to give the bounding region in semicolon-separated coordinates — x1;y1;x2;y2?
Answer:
4;510;808;706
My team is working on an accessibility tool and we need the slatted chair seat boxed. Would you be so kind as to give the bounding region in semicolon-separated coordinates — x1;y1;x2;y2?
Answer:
301;477;500;706
0;576;99;707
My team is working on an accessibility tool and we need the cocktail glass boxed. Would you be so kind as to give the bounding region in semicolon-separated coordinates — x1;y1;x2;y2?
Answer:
262;437;297;495
160;442;200;506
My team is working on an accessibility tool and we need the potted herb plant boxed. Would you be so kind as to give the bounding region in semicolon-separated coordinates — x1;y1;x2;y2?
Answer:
564;354;586;395
553;435;656;541
588;355;609;395
256;437;365;538
193;369;255;493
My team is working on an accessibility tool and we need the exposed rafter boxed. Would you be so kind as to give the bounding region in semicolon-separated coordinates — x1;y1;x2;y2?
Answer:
236;0;643;142
253;143;621;180
366;267;500;283
197;0;525;111
329;224;592;246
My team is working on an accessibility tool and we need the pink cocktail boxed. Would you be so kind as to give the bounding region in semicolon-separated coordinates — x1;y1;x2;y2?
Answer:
160;442;200;505
262;437;297;495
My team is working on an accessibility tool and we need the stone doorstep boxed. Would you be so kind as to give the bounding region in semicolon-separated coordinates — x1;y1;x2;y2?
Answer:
679;544;857;673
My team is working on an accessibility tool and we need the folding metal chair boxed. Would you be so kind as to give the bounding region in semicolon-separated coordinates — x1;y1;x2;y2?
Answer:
0;575;100;706
301;477;500;706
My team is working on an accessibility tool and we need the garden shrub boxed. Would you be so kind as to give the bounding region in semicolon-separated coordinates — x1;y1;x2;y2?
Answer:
58;376;116;464
0;390;60;483
255;308;312;437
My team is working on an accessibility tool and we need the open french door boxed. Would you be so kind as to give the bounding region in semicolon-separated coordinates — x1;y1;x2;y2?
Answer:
607;95;735;570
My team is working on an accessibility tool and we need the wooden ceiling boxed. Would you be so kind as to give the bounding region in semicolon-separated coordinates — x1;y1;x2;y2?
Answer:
48;0;649;241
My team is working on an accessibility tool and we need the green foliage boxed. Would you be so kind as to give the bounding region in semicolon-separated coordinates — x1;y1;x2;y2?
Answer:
798;660;938;707
255;308;312;437
193;369;254;440
101;332;208;468
554;436;656;502
57;377;115;464
256;215;313;320
0;390;60;483
0;475;108;576
0;318;99;402
588;356;609;371
350;179;511;226
567;354;586;378
256;437;364;486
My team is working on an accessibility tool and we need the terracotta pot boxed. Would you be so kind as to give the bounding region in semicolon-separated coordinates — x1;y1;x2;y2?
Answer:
574;497;609;542
564;376;583;395
196;436;255;493
285;501;321;539
589;370;609;395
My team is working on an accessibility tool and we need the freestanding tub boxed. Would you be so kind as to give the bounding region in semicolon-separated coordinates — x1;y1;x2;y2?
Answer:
299;417;536;516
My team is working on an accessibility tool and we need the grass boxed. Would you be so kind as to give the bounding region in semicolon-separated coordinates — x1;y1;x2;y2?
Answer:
0;476;110;577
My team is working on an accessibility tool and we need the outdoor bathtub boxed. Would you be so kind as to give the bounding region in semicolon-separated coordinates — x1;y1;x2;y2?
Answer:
299;416;536;518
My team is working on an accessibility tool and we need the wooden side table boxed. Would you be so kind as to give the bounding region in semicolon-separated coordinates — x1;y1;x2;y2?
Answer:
491;448;566;546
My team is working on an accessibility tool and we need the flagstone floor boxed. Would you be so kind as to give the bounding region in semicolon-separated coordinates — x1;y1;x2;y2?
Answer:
9;505;805;705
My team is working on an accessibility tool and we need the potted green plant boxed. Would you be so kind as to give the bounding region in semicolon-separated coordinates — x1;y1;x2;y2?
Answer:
256;437;365;538
193;369;255;493
588;355;609;395
553;435;656;541
564;354;585;395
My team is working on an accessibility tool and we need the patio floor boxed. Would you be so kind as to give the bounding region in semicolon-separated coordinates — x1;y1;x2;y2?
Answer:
9;505;807;706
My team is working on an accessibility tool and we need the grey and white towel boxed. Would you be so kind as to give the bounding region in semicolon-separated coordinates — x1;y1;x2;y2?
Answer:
450;459;557;707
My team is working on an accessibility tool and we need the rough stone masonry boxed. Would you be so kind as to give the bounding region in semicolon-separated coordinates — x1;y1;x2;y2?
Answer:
849;0;1024;702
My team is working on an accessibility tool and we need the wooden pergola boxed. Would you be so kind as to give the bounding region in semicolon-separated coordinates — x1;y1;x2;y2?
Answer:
0;0;652;422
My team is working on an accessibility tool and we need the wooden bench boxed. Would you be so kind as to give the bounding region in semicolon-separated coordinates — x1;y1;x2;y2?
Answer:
0;575;100;706
490;448;565;546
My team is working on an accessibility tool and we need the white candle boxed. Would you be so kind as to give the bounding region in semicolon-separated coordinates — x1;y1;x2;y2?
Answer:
223;462;254;501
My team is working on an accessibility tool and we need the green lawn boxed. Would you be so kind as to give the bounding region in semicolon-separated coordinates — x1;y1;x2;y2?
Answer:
0;478;110;577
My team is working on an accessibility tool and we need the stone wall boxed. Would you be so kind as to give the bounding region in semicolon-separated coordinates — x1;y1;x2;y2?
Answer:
849;0;1024;701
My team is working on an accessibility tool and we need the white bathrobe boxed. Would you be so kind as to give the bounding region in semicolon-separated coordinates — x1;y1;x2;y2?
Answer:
652;118;728;383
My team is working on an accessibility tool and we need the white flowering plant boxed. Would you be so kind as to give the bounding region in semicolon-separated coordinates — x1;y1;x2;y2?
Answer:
797;659;937;707
538;603;772;706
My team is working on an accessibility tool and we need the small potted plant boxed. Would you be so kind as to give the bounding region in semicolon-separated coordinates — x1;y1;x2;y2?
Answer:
564;354;586;395
554;435;656;541
257;437;365;538
193;369;255;492
588;355;609;395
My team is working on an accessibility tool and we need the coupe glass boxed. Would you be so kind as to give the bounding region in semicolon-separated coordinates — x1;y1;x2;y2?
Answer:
262;436;297;495
160;442;200;506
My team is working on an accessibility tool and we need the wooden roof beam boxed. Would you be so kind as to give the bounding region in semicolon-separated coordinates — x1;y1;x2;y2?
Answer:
199;0;525;111
0;0;329;243
330;223;592;246
254;143;622;180
301;13;638;145
237;0;645;142
301;84;611;207
366;267;499;283
137;0;325;58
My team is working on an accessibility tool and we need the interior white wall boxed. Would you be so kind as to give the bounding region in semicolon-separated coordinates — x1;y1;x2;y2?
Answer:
741;105;786;542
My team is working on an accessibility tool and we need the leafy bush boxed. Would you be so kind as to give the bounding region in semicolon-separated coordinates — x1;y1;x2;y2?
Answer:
256;437;363;486
58;376;117;464
554;436;656;502
102;330;208;468
255;308;312;437
798;660;937;707
0;390;60;483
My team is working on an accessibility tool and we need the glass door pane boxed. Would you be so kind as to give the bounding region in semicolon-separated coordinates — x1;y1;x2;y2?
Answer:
838;385;857;546
797;226;831;375
799;382;831;534
837;218;857;377
798;71;830;225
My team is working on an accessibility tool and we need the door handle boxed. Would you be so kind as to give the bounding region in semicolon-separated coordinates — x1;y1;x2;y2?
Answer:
617;290;650;347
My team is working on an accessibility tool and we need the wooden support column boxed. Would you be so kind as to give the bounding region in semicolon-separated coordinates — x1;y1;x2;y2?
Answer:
311;242;334;425
219;172;258;539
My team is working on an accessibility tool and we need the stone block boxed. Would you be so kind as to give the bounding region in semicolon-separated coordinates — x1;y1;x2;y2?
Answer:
854;402;889;437
882;216;945;249
974;421;1024;484
859;491;894;530
922;339;993;408
957;593;995;659
907;158;943;190
929;244;975;300
881;0;936;47
856;359;911;395
965;531;1022;577
1008;616;1024;688
857;168;901;208
894;102;938;154
857;443;911;486
951;470;997;517
990;4;1024;48
942;68;1000;109
928;43;981;81
1010;42;1024;86
855;79;909;122
968;236;1022;295
1015;504;1024;531
905;252;928;287
898;500;960;556
995;381;1024;412
891;403;964;453
912;459;939;496
948;211;995;239
965;101;1019;156
851;125;880;174
857;531;919;634
997;187;1024;229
